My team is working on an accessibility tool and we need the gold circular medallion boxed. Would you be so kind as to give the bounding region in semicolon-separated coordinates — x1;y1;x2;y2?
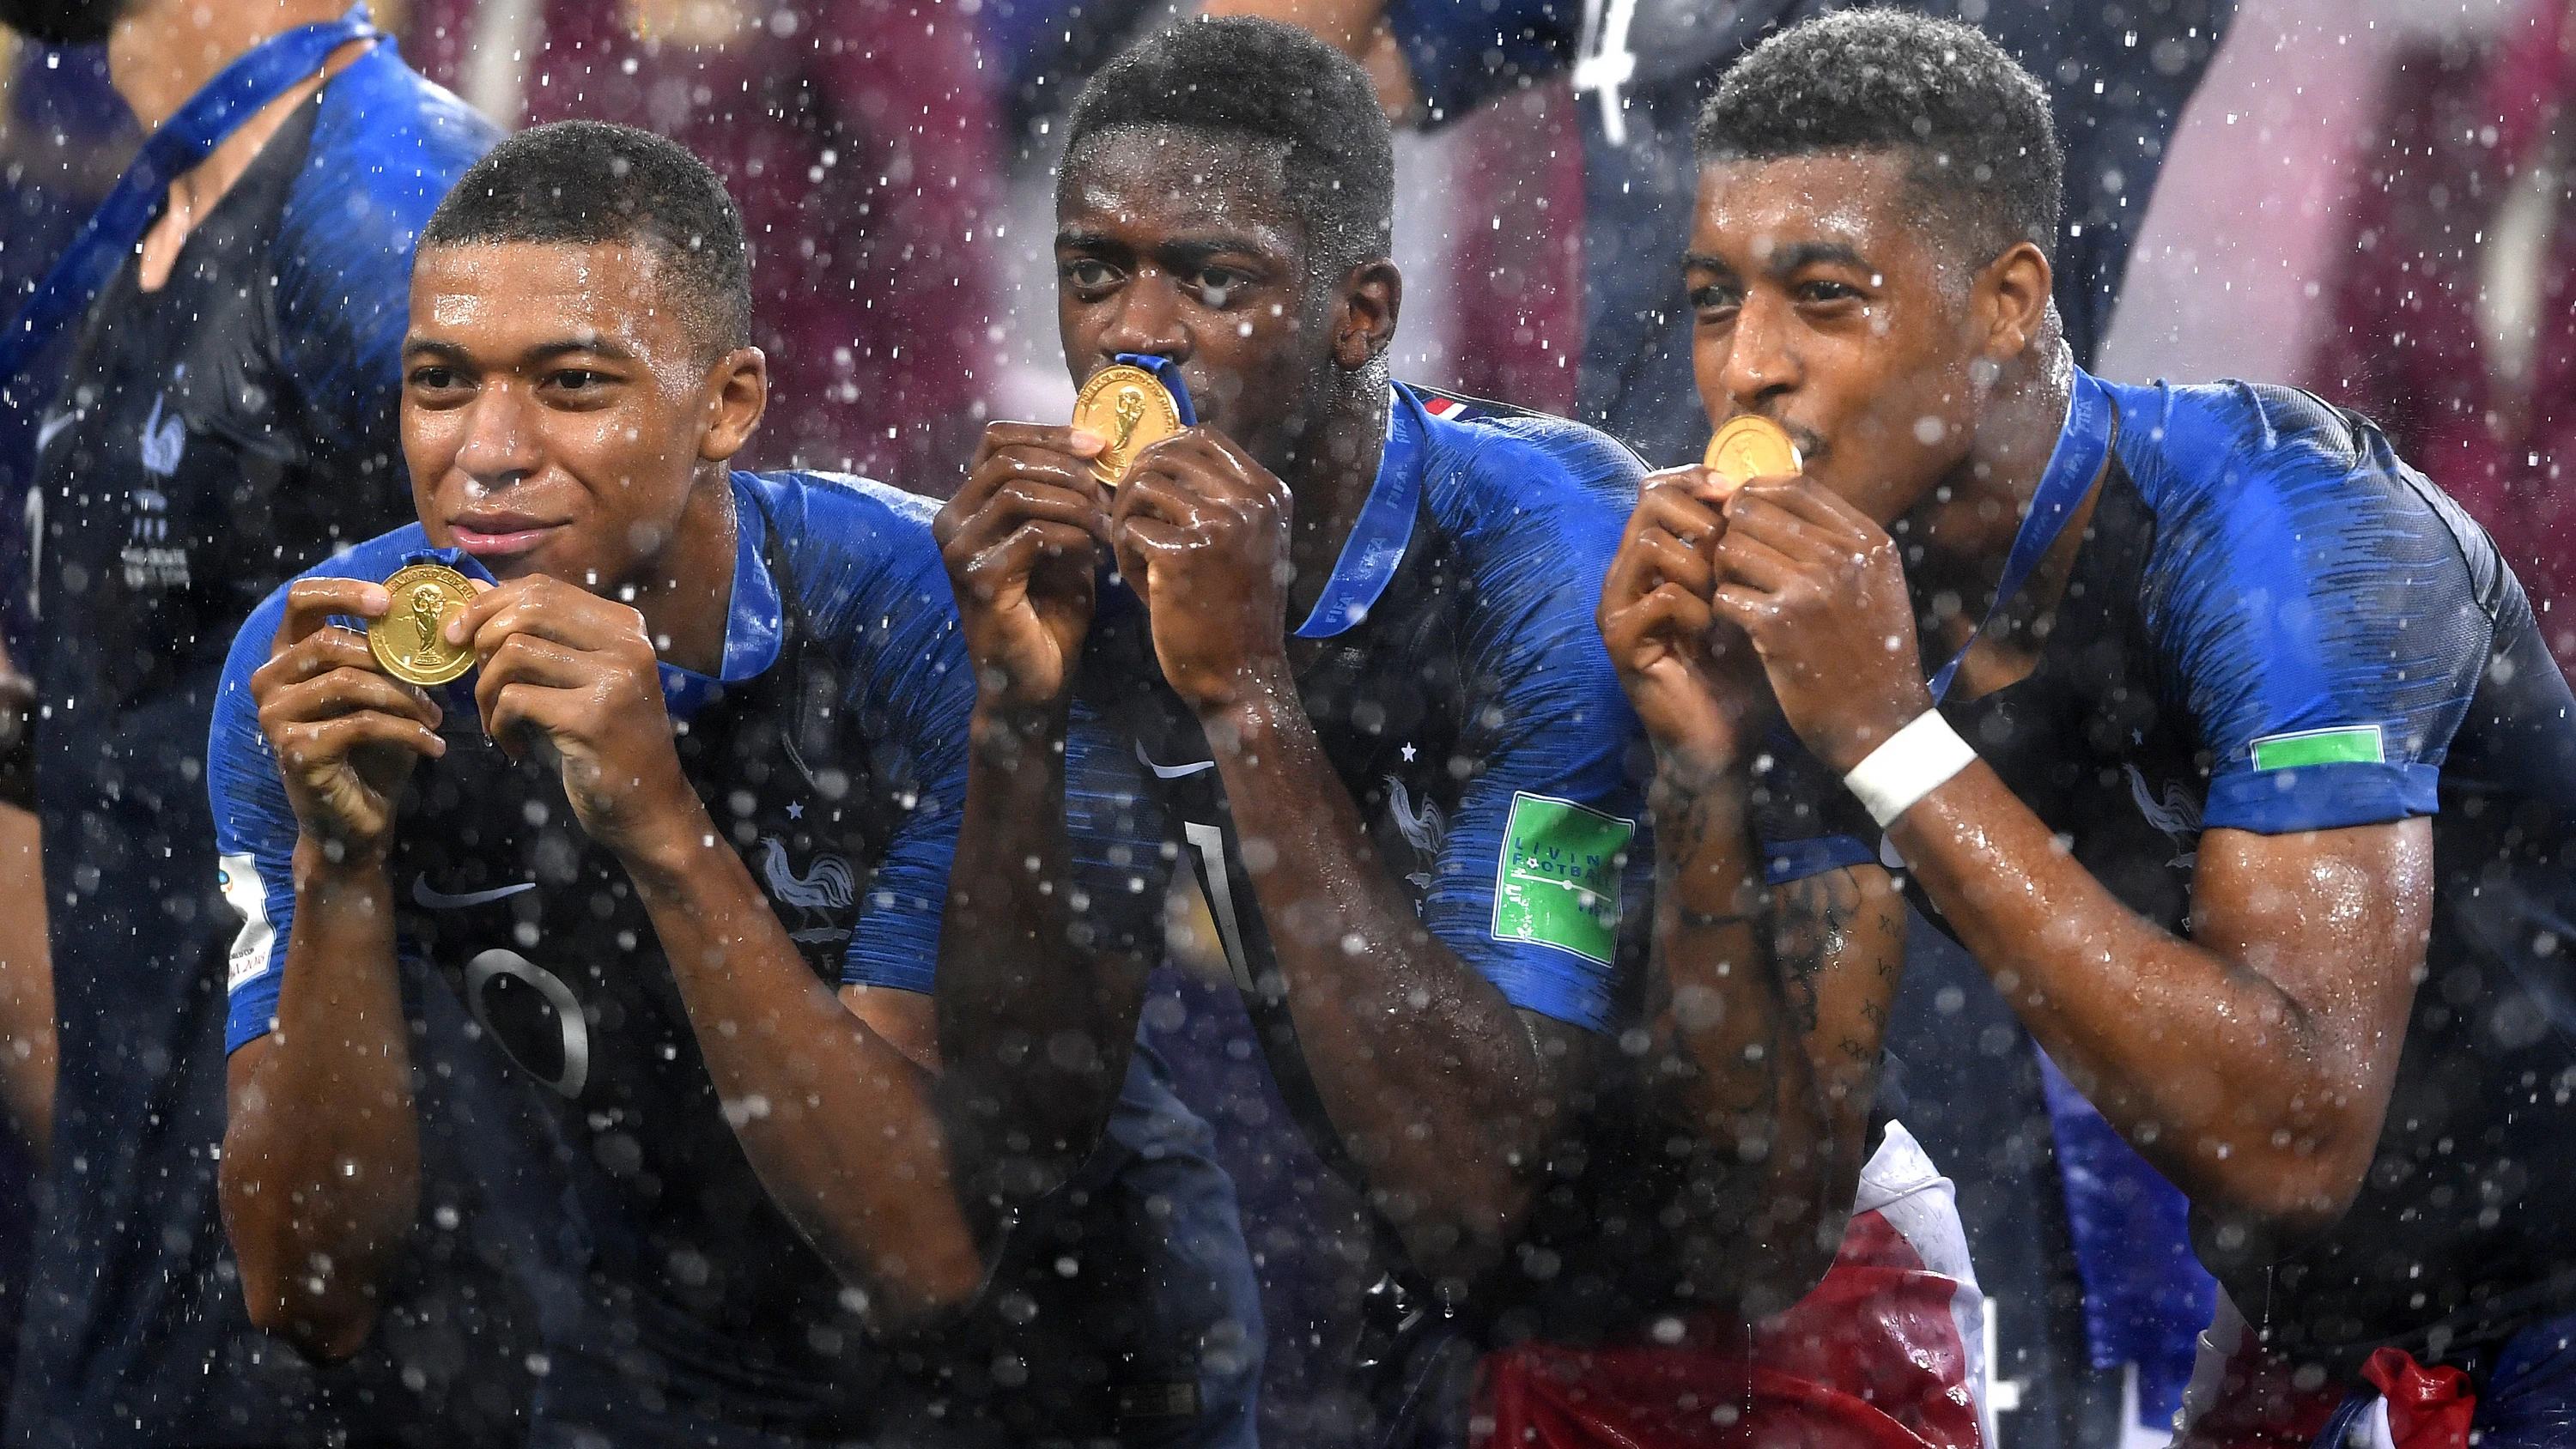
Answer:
1703;415;1802;493
368;563;477;687
1072;364;1184;487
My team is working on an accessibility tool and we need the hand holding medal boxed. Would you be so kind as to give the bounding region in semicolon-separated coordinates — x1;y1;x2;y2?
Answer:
367;563;478;687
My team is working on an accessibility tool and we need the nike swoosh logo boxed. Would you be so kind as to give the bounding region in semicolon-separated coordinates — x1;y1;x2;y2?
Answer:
34;412;74;452
1135;743;1216;779
412;876;538;910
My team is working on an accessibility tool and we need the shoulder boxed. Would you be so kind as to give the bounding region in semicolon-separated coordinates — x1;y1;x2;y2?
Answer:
2110;379;2494;601
274;48;499;312
1406;384;1645;573
739;470;948;597
289;46;500;243
739;470;961;654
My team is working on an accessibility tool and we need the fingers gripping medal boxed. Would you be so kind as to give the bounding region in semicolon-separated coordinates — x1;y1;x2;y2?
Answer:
1072;359;1189;487
368;563;477;686
1704;415;1802;494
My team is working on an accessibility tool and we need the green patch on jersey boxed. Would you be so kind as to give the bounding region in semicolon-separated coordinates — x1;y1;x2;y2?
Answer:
2250;724;2385;772
1492;792;1634;965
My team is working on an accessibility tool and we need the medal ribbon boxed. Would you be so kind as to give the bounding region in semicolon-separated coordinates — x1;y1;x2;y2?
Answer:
1925;365;2115;703
0;6;380;397
1111;353;1197;427
1291;384;1422;640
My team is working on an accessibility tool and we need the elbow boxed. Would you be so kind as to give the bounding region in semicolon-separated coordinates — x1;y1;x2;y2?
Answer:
233;1253;382;1364
219;1166;383;1365
2191;1130;2374;1247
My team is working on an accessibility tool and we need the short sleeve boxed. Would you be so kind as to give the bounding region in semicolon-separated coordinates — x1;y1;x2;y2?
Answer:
2134;386;2487;835
1382;0;1579;123
829;524;976;996
208;585;304;1052
1418;452;1654;1035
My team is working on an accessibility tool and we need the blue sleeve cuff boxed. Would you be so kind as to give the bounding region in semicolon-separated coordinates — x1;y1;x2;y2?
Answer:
2202;761;2439;834
1479;944;1619;1036
1764;834;1880;886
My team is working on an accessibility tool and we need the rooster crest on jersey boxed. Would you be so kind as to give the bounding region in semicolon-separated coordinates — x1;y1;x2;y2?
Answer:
756;834;855;943
1386;775;1445;894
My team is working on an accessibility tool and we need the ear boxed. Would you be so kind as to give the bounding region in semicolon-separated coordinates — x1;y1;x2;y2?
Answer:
1330;258;1402;372
698;346;769;464
1973;239;2053;363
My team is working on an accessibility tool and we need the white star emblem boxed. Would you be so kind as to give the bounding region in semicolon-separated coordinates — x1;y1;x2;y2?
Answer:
787;802;805;820
1400;743;1417;763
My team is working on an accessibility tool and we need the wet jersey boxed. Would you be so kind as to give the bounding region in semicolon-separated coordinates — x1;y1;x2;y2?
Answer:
210;472;1244;1442
1070;383;1656;1427
1759;367;2576;1373
14;45;505;1447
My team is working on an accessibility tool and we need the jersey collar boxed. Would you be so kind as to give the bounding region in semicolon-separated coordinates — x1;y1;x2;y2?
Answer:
1292;384;1425;640
659;475;785;720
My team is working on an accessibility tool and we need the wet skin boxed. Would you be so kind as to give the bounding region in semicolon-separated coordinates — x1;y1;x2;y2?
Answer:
935;124;1601;1285
219;240;988;1363
1601;149;2435;1276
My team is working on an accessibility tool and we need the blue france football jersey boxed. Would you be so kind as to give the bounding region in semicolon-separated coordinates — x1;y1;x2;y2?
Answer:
210;471;1261;1445
13;44;512;1447
1059;383;1655;1437
1759;367;2576;1370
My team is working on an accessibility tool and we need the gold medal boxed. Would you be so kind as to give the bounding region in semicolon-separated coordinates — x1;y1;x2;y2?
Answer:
1704;415;1802;494
1072;364;1184;487
368;563;477;687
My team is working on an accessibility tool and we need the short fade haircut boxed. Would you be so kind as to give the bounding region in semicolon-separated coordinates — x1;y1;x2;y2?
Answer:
1695;10;2063;267
422;121;752;355
1061;16;1395;281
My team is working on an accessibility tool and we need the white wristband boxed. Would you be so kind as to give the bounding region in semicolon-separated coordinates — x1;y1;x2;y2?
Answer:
1842;710;1975;829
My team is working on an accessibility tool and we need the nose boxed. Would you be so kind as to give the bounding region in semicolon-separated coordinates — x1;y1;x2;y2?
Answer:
1096;267;1191;367
1717;288;1801;417
452;381;541;494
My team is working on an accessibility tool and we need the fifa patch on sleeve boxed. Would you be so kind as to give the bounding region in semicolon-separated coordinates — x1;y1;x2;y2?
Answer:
2250;724;2385;771
218;853;274;991
1492;792;1634;965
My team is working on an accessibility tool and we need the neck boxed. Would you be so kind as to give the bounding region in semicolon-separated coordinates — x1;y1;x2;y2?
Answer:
1898;343;2078;613
107;0;350;130
1278;373;1391;629
629;470;741;680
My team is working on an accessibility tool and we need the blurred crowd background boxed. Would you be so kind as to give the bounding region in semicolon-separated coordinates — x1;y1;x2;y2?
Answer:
0;0;2562;1445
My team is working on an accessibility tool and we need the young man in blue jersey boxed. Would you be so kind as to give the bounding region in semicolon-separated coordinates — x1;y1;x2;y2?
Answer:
941;18;1732;1439
210;122;1261;1447
1604;10;2576;1446
0;2;518;1443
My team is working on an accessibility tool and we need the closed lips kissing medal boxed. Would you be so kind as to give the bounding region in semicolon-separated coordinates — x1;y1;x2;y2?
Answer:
368;563;477;686
1704;415;1802;495
1072;363;1185;487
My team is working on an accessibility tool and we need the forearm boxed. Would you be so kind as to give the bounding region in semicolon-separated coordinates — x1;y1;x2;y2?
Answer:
1894;765;2392;1228
623;813;984;1331
220;847;420;1360
939;700;1145;1208
1646;780;1840;1316
0;803;52;1163
1206;691;1562;1276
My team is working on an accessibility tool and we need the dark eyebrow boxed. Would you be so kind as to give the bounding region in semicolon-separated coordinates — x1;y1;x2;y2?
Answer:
399;336;639;367
1680;250;1734;276
1763;240;1870;276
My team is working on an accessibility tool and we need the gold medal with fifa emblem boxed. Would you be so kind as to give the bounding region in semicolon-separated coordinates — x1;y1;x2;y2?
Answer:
1072;364;1184;487
367;563;477;687
1704;415;1802;494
